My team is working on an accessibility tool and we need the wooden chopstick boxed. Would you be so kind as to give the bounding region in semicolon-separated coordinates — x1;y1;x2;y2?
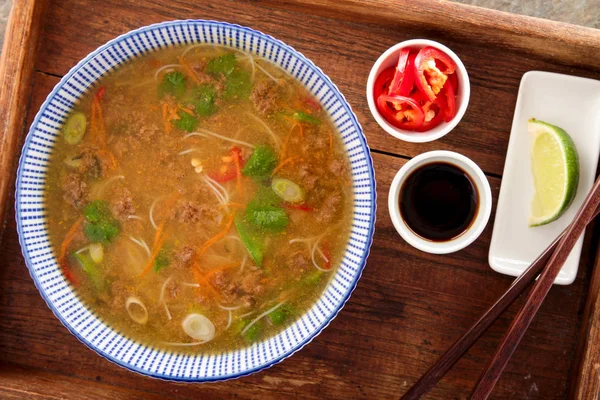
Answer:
401;185;600;399
469;176;600;399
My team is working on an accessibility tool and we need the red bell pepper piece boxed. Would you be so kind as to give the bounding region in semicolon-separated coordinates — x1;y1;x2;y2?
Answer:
376;94;425;130
389;52;416;97
95;86;105;101
285;203;313;212
207;147;243;182
373;67;395;100
414;47;457;102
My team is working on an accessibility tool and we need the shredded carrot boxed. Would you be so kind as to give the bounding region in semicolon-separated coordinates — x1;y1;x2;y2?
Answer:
140;233;167;277
177;56;201;85
272;157;297;175
193;267;222;300
162;103;171;135
280;123;302;162
178;104;194;115
91;98;106;147
57;216;84;284
195;214;235;259
58;216;84;267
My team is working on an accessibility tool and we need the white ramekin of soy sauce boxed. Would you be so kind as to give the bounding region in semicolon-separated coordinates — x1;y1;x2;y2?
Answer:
388;151;492;254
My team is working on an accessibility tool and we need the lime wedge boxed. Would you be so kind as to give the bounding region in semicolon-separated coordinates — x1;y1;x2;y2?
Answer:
528;119;579;227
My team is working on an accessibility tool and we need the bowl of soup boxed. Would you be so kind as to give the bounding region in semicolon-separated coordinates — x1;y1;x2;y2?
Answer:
15;20;376;381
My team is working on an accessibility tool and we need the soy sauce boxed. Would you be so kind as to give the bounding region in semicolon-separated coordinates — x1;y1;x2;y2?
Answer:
400;162;478;242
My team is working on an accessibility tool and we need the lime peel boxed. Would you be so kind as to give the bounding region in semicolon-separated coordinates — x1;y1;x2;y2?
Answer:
528;118;579;227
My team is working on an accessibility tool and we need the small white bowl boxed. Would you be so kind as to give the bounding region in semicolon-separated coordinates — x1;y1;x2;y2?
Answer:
366;39;470;143
388;151;491;254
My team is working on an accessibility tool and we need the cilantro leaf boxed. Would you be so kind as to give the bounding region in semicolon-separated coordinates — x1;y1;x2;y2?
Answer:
153;248;170;272
159;71;187;98
207;54;236;77
84;219;120;243
242;145;278;179
173;111;198;132
223;69;251;100
83;200;111;223
191;84;218;116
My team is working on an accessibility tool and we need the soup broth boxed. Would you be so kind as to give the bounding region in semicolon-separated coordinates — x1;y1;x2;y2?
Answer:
45;45;352;352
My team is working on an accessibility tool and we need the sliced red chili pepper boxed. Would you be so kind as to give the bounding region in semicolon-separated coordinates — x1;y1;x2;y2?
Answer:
415;94;446;132
373;67;395;100
376;94;425;130
304;97;321;112
388;49;410;95
448;72;459;95
442;82;456;123
207;147;243;182
95;86;105;101
414;47;457;102
389;52;417;97
284;203;313;212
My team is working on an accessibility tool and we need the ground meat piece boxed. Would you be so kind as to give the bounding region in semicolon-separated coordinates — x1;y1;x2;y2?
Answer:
289;251;310;272
173;201;222;225
317;191;342;223
136;123;160;142
251;81;281;115
297;163;320;190
79;147;102;177
112;188;135;219
240;269;264;296
110;280;129;308
164;279;180;301
190;62;214;85
328;158;347;175
174;245;195;269
211;267;265;305
62;172;88;209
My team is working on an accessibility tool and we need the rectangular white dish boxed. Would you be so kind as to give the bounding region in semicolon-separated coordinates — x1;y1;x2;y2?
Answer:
489;71;600;285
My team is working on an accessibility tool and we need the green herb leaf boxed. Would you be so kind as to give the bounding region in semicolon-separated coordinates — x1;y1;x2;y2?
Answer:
84;219;120;243
173;111;198;132
191;84;218;116
207;54;236;77
242;322;261;342
223;69;252;100
268;305;292;326
159;71;187;98
292;111;321;125
153;248;170;272
234;216;264;266
245;202;289;232
83;200;111;223
242;145;278;179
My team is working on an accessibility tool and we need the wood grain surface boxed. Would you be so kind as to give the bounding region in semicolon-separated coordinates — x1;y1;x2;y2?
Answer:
0;0;46;242
1;0;600;399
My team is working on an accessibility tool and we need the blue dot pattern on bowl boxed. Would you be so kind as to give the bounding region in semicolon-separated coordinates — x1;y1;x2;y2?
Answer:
15;20;377;382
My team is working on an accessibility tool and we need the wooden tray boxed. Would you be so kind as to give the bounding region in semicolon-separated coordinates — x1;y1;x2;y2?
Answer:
1;0;600;398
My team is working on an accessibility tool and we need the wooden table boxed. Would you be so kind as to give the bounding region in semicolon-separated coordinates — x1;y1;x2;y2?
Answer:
2;0;600;399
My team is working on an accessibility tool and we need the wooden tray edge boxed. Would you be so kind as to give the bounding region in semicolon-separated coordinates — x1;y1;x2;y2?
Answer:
267;0;600;70
0;0;47;242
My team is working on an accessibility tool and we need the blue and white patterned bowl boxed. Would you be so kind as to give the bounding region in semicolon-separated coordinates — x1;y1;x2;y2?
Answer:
15;20;376;381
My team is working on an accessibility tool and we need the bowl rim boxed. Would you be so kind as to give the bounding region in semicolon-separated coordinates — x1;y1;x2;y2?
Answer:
366;38;471;143
15;19;377;382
